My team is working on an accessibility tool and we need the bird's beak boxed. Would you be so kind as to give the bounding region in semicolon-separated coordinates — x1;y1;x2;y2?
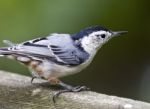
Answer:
112;31;128;37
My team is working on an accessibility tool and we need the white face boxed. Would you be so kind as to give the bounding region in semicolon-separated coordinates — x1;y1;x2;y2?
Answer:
89;31;112;45
81;30;112;54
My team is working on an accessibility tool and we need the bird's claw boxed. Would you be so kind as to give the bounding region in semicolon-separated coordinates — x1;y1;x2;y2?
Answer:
52;86;90;103
71;85;90;92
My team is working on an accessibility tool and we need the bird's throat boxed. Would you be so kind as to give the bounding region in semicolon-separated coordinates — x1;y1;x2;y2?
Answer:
81;36;101;54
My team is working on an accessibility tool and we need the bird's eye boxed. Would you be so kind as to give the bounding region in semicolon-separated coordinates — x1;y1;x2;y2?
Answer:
101;34;106;38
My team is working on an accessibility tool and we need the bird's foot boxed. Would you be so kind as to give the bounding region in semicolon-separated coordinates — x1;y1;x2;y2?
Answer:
53;85;90;103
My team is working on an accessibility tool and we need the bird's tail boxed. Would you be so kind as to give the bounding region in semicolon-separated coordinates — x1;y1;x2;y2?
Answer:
3;40;15;47
0;40;16;57
0;48;5;56
0;48;12;57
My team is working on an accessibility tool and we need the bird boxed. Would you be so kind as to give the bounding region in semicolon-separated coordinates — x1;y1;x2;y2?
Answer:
0;25;127;102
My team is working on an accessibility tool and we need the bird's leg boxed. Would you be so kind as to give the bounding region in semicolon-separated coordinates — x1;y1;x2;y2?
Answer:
53;82;90;103
31;76;37;83
48;77;90;103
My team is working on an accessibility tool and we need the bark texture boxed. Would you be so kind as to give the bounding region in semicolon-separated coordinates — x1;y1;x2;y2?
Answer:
0;70;150;109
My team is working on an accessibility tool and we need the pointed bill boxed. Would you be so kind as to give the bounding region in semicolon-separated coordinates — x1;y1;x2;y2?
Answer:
112;31;128;37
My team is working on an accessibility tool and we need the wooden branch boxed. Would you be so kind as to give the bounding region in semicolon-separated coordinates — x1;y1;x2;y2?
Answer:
0;70;150;109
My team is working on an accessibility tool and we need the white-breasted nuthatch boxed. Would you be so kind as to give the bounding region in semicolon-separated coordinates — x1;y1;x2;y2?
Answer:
0;25;127;102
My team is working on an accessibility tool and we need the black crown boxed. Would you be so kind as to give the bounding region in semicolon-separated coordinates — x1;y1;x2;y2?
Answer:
72;25;109;40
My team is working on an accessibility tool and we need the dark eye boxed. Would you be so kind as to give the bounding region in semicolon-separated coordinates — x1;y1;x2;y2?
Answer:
101;34;106;38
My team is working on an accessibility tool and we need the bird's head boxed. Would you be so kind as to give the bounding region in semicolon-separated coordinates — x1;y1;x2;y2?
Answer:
72;25;127;54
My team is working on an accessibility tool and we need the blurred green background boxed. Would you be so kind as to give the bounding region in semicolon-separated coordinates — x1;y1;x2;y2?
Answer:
0;0;150;102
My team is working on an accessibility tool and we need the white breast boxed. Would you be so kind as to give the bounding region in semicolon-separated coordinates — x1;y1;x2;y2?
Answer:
35;53;96;79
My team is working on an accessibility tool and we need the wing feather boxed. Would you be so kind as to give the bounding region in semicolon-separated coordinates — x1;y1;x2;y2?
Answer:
4;34;89;66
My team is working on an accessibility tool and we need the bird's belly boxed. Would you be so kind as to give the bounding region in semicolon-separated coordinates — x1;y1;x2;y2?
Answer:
31;60;92;79
50;61;91;78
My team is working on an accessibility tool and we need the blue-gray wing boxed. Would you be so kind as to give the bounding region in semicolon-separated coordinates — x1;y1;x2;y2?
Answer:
46;34;90;66
6;33;89;66
48;44;89;66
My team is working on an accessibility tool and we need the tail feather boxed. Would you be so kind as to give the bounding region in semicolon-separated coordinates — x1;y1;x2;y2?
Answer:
0;48;26;57
3;40;15;47
0;40;16;56
0;48;11;56
0;47;32;62
0;45;48;61
0;54;4;57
